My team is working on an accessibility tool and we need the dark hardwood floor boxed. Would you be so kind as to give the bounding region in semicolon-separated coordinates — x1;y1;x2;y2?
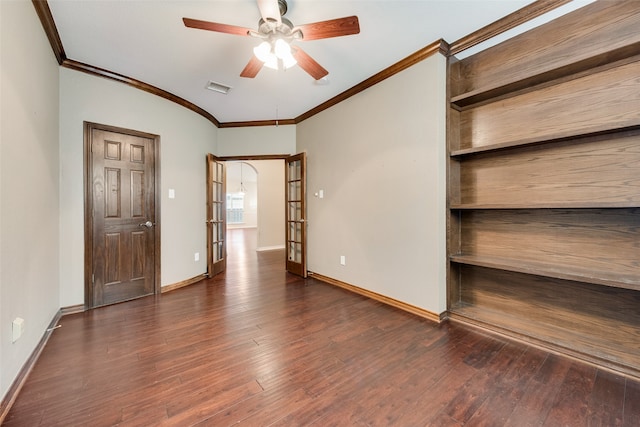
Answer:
4;228;640;426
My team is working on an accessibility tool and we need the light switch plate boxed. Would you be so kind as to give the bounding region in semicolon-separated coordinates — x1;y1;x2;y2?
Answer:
12;317;24;343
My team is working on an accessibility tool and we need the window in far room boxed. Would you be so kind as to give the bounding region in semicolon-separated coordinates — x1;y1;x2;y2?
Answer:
226;192;245;224
226;161;258;230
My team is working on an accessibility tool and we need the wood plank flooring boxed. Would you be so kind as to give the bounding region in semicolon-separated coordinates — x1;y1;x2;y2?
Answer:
4;228;640;426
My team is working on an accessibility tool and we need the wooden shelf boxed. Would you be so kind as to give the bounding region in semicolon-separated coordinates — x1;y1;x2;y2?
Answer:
451;44;640;109
449;125;640;157
450;254;640;292
451;131;640;208
454;59;640;153
448;305;640;379
449;2;640;104
450;202;640;210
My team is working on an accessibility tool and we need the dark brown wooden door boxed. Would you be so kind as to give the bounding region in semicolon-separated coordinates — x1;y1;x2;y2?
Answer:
87;124;157;308
206;154;226;276
285;153;307;277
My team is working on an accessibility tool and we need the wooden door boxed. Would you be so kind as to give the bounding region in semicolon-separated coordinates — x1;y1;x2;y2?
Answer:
85;123;159;308
285;153;307;277
206;154;227;276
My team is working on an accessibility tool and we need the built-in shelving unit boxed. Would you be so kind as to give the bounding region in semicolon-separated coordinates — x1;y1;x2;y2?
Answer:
447;1;640;377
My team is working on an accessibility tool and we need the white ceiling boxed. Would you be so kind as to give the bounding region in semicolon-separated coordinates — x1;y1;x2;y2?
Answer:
47;0;583;124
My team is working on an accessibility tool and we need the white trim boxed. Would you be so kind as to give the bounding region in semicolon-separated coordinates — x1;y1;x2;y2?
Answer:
256;245;285;252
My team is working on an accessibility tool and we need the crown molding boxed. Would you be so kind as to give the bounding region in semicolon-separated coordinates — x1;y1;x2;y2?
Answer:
31;0;221;127
449;0;572;56
62;59;220;127
32;0;66;65
33;0;567;128
219;119;296;128
294;39;449;124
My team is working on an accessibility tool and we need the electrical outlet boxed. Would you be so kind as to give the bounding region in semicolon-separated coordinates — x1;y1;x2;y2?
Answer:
194;252;200;262
340;255;346;266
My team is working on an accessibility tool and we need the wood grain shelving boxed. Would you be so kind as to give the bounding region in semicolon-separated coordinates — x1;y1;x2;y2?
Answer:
449;2;640;101
450;254;640;292
447;1;640;378
448;300;640;379
450;42;640;109
449;125;640;157
450;203;640;210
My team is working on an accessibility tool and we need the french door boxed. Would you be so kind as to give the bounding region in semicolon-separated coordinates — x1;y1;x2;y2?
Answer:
206;154;226;276
285;153;307;277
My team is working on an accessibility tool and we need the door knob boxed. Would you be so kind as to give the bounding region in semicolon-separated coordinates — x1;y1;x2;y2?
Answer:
139;220;154;228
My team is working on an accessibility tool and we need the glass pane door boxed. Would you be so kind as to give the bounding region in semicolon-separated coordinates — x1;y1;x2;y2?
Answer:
206;154;226;276
285;153;307;277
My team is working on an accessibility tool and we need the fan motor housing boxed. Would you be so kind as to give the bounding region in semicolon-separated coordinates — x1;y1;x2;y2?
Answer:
258;17;294;37
277;0;288;17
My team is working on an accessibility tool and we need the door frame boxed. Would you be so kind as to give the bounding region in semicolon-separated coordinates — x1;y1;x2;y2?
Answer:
83;121;162;309
216;154;293;265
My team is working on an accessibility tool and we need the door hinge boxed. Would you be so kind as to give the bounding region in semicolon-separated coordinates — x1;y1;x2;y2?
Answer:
92;274;95;284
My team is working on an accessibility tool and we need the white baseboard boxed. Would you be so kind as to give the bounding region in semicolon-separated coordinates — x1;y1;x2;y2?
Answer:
256;245;285;252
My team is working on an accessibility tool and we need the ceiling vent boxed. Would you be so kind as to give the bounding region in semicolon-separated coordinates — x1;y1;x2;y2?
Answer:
205;80;232;94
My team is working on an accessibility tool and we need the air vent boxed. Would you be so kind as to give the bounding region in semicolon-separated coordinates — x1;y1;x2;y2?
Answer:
205;80;232;94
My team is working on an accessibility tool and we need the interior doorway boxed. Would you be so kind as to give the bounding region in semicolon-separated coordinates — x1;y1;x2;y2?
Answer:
84;122;161;308
209;154;307;278
225;160;285;254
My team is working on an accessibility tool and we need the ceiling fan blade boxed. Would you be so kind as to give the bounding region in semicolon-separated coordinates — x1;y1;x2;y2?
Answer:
292;48;328;80
257;0;282;25
295;16;360;41
240;56;264;78
183;17;251;36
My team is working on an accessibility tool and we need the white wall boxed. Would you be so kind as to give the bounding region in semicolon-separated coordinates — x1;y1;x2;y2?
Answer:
217;125;296;157
251;160;285;251
59;68;218;306
1;0;61;399
296;54;448;315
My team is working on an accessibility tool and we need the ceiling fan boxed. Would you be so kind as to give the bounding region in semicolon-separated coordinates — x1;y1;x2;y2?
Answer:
183;0;360;80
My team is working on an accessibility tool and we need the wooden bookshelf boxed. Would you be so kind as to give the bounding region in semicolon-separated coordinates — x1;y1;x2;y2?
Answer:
449;1;640;104
447;1;640;378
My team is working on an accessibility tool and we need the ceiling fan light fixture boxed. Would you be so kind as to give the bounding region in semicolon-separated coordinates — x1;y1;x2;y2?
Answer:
253;41;272;62
184;0;360;80
254;41;278;69
253;39;296;71
281;54;297;69
274;38;290;58
264;56;279;70
274;38;297;69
